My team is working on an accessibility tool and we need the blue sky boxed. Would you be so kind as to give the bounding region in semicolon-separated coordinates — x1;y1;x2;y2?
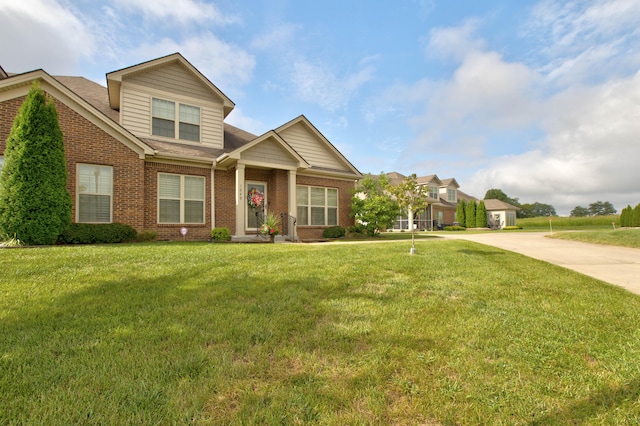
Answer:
2;0;640;214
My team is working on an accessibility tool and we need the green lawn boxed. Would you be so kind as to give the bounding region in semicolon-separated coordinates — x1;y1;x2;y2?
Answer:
550;228;640;249
2;241;640;424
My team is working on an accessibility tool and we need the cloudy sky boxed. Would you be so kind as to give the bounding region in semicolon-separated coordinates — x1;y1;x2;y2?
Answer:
2;0;640;214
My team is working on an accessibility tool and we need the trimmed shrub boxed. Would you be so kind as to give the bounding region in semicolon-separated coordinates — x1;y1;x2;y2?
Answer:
0;82;72;244
444;226;467;231
476;200;488;228
502;226;522;231
59;223;137;244
211;227;231;242
135;230;158;242
322;226;346;239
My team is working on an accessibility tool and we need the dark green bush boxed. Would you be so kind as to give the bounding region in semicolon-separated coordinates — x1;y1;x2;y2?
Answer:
59;223;137;244
322;226;346;239
444;226;467;231
211;227;231;242
135;230;158;242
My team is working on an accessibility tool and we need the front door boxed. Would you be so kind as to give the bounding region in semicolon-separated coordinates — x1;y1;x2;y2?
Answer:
246;182;267;230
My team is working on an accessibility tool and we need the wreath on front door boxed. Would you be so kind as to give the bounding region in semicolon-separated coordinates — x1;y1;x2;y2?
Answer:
247;188;264;209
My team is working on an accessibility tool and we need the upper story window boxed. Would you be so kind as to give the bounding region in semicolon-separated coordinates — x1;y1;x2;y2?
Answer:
447;188;457;202
152;98;201;142
428;185;438;199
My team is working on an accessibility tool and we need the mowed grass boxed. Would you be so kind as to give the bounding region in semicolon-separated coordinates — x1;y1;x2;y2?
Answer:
2;241;640;424
550;228;640;249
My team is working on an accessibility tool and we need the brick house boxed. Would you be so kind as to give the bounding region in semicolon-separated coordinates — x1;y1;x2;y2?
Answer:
0;54;362;241
386;172;518;230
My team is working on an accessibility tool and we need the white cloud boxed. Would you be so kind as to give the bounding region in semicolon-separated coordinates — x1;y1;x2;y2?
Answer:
527;0;640;85
0;0;96;73
127;32;255;91
425;19;485;62
251;23;301;51
225;108;265;136
111;0;236;25
290;59;374;112
467;72;640;214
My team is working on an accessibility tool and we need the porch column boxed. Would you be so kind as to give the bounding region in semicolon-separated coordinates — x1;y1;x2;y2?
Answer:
210;167;215;230
235;163;245;236
288;170;297;240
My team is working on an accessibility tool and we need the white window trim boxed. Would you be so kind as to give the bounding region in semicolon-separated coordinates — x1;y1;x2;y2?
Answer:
296;185;339;226
151;97;202;143
157;173;206;224
76;163;113;223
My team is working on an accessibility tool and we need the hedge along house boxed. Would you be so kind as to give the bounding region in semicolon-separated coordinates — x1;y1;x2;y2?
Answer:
0;53;362;241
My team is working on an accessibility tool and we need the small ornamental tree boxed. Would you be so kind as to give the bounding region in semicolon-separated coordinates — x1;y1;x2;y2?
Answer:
475;200;488;228
350;173;399;236
388;174;429;254
0;82;72;244
456;199;466;226
465;200;476;228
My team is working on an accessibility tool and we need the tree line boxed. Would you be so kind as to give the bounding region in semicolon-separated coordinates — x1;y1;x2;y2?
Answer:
484;188;620;218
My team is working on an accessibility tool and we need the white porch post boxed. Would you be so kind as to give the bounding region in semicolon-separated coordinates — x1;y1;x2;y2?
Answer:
235;163;246;236
288;170;297;240
210;167;215;230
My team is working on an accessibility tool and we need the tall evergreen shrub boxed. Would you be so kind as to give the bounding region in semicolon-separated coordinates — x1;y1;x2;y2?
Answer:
475;200;488;228
456;199;466;226
0;82;72;244
633;203;640;227
465;200;476;228
620;205;632;227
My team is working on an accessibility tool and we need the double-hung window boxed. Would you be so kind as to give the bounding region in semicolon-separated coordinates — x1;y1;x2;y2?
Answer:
428;185;438;199
152;98;201;142
447;189;457;202
77;164;112;223
158;173;205;224
296;186;338;226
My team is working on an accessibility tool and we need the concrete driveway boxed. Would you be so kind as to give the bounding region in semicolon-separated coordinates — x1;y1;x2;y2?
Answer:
439;232;640;296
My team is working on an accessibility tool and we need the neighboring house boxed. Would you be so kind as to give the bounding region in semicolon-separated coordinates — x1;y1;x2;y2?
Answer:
0;53;362;241
483;199;519;229
386;172;519;230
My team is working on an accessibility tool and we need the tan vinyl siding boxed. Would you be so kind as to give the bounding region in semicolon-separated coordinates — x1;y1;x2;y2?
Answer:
278;122;347;170
121;88;150;136
241;139;298;167
120;85;225;149
124;62;217;103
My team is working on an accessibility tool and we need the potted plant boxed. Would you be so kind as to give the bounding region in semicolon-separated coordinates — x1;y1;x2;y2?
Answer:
260;211;280;242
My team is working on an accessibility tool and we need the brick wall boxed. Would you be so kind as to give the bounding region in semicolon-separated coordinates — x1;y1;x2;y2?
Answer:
296;174;356;240
1;95;145;230
144;162;212;241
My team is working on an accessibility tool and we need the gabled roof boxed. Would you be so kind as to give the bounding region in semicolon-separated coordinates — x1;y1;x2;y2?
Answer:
483;199;520;211
385;171;406;186
0;65;8;80
440;178;460;188
217;130;310;170
106;52;235;117
417;174;442;186
275;115;362;178
0;69;155;158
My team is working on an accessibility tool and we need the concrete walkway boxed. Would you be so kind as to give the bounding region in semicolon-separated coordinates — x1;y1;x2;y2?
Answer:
438;232;640;296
